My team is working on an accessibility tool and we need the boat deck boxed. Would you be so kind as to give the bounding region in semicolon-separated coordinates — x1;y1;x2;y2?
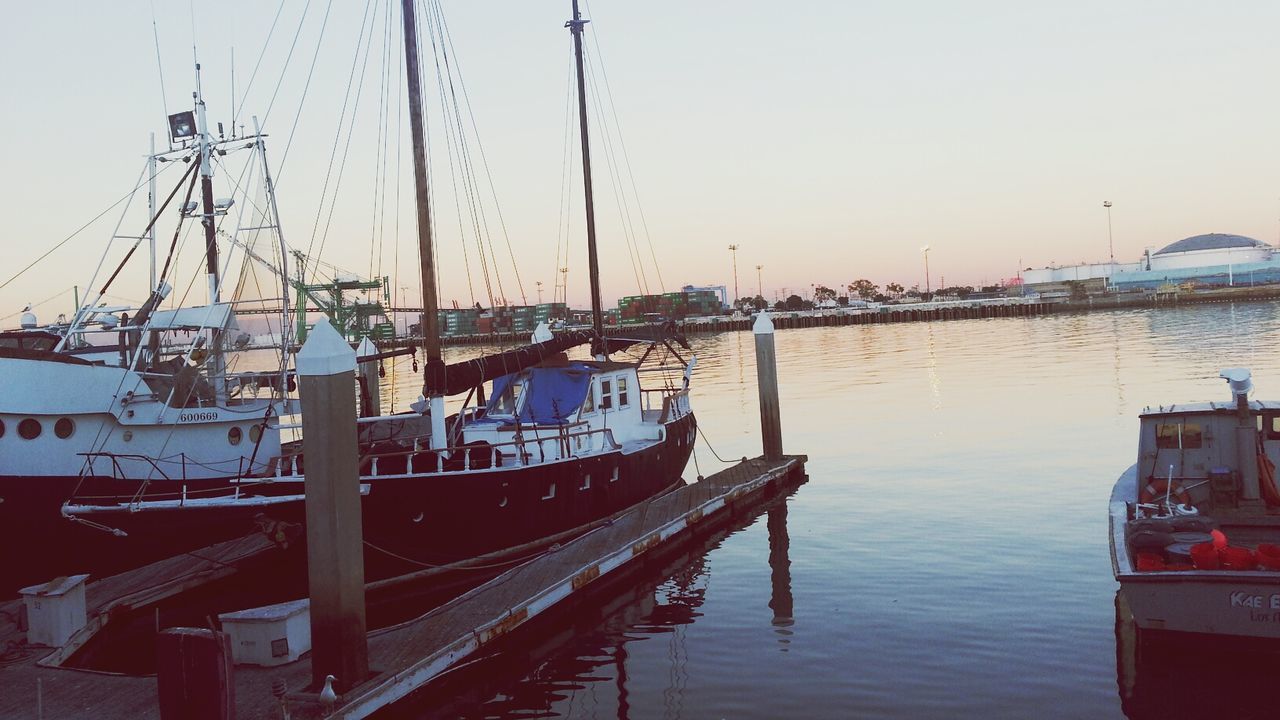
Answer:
0;454;805;719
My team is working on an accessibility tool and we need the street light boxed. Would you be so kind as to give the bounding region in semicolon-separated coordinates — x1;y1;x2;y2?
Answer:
756;264;763;298
727;244;740;307
921;245;931;297
1103;200;1115;266
536;280;544;304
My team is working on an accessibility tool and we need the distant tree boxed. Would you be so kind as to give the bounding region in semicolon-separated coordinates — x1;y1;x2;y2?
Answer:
750;295;768;311
849;279;879;300
837;295;849;307
784;294;805;311
873;293;888;303
813;285;838;305
773;300;786;311
885;282;904;298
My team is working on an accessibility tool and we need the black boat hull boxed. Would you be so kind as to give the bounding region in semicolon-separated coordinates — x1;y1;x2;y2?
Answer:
0;413;697;595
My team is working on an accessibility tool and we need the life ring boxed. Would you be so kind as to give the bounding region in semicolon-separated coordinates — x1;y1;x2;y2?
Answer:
1141;477;1192;507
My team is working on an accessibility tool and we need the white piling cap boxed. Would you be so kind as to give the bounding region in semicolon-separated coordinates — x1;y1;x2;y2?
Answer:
753;311;774;335
297;319;356;376
355;337;378;362
531;322;553;343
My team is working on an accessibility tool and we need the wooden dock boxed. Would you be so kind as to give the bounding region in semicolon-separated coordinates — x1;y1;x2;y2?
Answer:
0;455;805;719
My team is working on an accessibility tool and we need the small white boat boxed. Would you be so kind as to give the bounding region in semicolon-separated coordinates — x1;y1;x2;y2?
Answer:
1110;369;1280;639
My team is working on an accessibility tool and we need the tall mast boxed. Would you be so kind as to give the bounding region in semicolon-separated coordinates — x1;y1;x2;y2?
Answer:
399;0;441;367
400;0;447;447
567;0;604;339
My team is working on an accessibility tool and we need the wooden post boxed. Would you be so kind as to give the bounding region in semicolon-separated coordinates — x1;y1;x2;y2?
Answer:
297;319;368;693
356;337;381;418
754;312;784;460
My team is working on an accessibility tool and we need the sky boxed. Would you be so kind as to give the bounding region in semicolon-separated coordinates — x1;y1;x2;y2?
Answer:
2;0;1280;320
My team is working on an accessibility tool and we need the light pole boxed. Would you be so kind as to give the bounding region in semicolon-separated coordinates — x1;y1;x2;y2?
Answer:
756;264;763;299
1103;200;1114;267
921;245;931;297
728;244;740;307
536;280;544;304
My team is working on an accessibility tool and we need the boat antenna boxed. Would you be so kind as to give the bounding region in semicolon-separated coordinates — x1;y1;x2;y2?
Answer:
567;0;605;344
401;0;447;448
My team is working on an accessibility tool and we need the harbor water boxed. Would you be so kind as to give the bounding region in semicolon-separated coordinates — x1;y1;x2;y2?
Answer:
376;303;1280;719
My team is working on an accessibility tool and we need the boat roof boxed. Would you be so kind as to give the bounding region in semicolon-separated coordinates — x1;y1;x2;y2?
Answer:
1139;399;1280;418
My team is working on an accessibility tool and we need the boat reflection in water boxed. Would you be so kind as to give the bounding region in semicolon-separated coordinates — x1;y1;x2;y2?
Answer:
388;478;805;718
1115;591;1276;719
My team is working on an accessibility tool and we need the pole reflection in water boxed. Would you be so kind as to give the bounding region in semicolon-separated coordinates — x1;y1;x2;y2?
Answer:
1114;591;1275;720
387;479;805;718
767;500;794;646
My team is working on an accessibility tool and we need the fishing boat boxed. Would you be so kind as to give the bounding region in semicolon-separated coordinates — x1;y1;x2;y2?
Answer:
1109;369;1280;639
2;0;696;592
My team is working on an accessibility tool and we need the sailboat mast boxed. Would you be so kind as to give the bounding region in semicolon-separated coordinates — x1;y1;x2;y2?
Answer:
399;0;441;366
567;0;604;338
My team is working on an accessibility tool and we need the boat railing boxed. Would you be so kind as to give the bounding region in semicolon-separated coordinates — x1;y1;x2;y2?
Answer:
271;424;623;479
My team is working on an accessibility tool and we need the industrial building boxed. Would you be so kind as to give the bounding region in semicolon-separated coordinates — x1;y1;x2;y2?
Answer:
1022;233;1280;297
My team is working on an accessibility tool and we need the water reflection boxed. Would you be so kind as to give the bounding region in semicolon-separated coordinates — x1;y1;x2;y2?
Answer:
1114;591;1276;719
384;480;805;719
767;501;794;646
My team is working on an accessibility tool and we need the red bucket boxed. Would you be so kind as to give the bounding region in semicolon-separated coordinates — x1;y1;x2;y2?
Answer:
1190;543;1220;570
1136;552;1167;572
1257;543;1280;571
1219;546;1256;571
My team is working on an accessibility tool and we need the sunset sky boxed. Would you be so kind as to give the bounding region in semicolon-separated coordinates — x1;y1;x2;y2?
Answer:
2;0;1279;319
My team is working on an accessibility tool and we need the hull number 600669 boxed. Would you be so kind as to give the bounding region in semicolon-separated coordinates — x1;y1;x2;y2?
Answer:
179;412;219;423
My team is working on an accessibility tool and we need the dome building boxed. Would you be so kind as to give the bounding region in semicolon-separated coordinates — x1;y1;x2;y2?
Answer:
1148;233;1273;271
1021;232;1280;297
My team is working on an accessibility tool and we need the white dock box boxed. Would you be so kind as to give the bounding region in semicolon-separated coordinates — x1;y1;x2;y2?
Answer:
218;598;311;666
19;574;90;647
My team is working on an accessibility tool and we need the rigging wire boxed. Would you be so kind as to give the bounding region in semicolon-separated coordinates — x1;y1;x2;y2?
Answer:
583;51;648;297
0;162;168;294
583;0;665;293
435;3;528;305
554;44;578;309
423;1;483;308
272;0;332;182
301;0;379;284
368;2;395;282
149;0;171;145
231;0;289;132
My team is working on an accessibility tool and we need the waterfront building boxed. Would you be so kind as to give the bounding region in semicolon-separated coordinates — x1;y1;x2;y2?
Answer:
1023;233;1280;296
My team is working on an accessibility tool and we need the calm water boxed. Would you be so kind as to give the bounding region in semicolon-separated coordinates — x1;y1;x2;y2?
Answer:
374;303;1280;719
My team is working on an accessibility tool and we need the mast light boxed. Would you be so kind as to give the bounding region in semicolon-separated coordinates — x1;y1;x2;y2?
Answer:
168;111;196;142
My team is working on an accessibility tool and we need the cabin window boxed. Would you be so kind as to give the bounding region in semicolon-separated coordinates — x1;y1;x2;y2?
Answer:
618;377;629;407
582;381;596;414
491;377;524;416
228;427;243;446
1156;422;1202;449
54;418;74;439
249;425;262;443
601;379;613;410
0;419;5;438
18;419;41;440
1266;415;1280;440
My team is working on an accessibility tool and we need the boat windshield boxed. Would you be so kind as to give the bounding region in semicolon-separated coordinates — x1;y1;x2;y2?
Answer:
486;364;594;424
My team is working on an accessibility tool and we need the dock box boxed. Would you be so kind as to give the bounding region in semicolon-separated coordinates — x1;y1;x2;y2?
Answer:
218;598;310;666
18;574;89;647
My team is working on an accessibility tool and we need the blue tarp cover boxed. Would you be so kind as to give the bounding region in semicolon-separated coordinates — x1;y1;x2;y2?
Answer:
486;363;594;424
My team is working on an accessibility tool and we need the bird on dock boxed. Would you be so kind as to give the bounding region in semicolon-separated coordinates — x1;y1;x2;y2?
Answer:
319;674;338;711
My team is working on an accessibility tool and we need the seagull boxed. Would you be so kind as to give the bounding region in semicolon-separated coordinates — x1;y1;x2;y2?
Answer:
319;674;338;711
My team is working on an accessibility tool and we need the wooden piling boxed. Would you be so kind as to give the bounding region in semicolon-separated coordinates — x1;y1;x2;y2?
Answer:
754;312;784;461
297;319;369;693
355;338;381;418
